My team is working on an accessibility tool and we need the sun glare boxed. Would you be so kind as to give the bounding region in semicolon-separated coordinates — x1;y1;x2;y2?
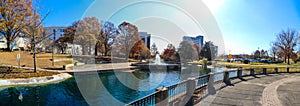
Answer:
202;0;224;13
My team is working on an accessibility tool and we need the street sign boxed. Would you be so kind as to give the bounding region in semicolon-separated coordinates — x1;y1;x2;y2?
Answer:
228;54;233;59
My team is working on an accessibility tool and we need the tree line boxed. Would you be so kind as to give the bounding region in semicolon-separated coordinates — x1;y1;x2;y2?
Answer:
0;0;150;61
151;41;218;64
56;18;151;60
0;0;218;63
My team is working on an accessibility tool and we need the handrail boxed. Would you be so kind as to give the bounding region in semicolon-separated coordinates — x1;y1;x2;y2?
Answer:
195;74;210;79
126;67;300;106
166;79;188;89
126;91;159;106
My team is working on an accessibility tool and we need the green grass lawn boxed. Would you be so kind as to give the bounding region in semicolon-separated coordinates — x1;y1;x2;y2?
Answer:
217;61;300;69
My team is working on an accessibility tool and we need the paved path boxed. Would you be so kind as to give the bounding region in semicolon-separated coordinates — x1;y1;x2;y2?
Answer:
60;62;137;73
262;75;300;106
197;73;300;106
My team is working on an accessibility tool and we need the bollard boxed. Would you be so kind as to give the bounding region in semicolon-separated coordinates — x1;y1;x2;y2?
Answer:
274;68;278;73
287;67;290;73
263;68;267;75
155;87;168;106
185;78;196;106
208;73;216;95
74;62;78;66
237;68;243;79
223;71;230;84
250;68;255;76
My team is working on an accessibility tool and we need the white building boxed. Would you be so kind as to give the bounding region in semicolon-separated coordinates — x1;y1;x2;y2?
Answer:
43;26;67;52
0;36;30;50
66;44;82;55
0;36;7;49
44;26;66;40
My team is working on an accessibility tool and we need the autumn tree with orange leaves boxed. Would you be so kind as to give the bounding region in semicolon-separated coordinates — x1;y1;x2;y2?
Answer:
0;0;40;51
130;40;150;61
73;17;101;55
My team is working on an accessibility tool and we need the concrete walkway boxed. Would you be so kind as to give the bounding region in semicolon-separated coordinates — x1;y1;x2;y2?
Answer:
60;62;137;73
197;73;300;106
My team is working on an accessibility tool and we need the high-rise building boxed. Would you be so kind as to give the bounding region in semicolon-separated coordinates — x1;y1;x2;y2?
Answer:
139;32;151;49
214;46;218;56
182;35;204;47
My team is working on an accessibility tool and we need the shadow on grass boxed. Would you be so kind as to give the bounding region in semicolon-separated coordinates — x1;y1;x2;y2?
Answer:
43;68;64;70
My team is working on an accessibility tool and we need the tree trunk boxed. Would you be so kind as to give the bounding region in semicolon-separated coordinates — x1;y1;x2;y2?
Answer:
33;37;37;73
139;55;142;62
95;44;98;56
105;51;108;56
288;55;290;65
82;46;85;55
204;62;208;70
284;56;287;63
104;44;107;56
6;40;11;51
105;47;109;56
125;48;129;61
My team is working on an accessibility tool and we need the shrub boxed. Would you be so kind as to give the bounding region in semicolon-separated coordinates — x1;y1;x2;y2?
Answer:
243;60;250;64
199;58;208;65
207;61;212;65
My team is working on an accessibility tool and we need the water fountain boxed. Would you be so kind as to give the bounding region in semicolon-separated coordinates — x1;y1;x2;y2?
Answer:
155;54;161;64
132;54;181;71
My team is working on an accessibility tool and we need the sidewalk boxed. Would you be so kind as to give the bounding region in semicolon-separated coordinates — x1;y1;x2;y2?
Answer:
60;62;137;73
196;73;300;106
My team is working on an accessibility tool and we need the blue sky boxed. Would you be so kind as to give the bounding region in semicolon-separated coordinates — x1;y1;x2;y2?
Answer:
37;0;300;54
213;0;300;54
36;0;94;26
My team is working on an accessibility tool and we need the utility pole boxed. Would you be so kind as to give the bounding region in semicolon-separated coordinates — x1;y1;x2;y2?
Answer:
52;29;56;66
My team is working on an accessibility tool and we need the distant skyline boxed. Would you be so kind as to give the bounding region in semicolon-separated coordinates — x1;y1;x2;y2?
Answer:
37;0;300;55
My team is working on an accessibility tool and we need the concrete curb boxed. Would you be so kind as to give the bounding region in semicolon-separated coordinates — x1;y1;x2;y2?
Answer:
0;73;72;87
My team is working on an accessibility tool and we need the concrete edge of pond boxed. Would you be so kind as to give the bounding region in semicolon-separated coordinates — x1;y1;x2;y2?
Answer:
0;73;73;87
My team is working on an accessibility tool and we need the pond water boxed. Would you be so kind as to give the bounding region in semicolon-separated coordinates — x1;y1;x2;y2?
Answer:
0;65;217;106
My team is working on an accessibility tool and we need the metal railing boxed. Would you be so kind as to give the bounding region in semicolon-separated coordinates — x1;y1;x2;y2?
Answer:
167;80;188;104
127;91;158;106
126;67;300;106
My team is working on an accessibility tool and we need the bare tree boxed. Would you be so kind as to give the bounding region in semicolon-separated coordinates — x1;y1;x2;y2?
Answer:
274;28;297;65
270;44;279;61
178;41;197;63
117;22;141;60
21;1;48;72
150;43;158;56
98;21;117;56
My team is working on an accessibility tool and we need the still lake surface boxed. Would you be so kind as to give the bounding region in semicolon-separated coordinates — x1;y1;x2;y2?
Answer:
0;66;231;106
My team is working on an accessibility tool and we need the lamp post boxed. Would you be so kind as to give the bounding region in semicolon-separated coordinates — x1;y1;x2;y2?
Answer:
52;29;56;66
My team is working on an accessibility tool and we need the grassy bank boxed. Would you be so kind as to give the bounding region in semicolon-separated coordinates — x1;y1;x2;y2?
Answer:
0;51;73;70
217;61;299;68
0;66;59;79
